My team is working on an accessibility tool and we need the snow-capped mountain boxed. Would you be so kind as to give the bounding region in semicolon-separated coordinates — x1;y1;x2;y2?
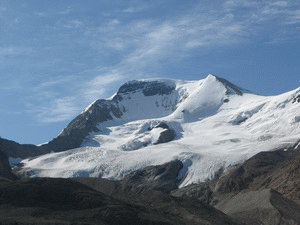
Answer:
19;74;300;187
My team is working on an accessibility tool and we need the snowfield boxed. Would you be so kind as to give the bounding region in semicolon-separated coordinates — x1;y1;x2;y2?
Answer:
21;75;300;187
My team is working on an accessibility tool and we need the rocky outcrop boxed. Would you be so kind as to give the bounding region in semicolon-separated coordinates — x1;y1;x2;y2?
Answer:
292;93;300;103
215;189;300;225
39;100;124;153
0;139;17;180
214;75;249;96
117;80;175;96
121;160;183;193
171;183;213;206
152;122;176;145
0;138;45;158
0;152;17;181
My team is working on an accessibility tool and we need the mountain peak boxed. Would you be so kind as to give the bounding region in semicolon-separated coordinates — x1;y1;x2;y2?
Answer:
18;74;300;192
206;74;248;96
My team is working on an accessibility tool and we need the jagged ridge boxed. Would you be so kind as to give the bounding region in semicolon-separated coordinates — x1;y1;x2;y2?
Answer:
39;75;246;153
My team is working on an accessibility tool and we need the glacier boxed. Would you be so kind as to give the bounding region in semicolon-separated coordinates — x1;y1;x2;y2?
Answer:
20;74;300;187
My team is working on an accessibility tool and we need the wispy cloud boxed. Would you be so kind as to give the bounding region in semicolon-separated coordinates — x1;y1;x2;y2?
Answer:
120;5;148;13
271;1;289;7
59;7;72;15
28;96;80;123
86;0;299;68
28;72;126;123
64;19;83;28
108;19;120;25
27;76;80;123
224;0;300;25
34;12;46;16
0;46;33;57
0;6;7;18
82;70;125;101
86;7;250;69
24;0;300;124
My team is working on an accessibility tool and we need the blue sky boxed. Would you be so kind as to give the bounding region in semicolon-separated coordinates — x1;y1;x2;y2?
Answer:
0;0;299;144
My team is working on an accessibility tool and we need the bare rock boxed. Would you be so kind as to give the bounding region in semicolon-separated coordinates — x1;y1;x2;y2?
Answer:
121;159;183;193
215;189;300;225
171;183;214;206
0;139;17;180
152;122;176;145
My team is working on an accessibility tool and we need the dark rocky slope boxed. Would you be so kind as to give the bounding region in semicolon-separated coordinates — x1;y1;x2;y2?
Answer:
73;160;239;225
0;177;238;225
171;142;300;225
215;188;300;225
0;139;18;180
39;99;124;153
120;159;183;193
213;143;300;203
0;137;45;158
4;139;300;224
0;148;238;225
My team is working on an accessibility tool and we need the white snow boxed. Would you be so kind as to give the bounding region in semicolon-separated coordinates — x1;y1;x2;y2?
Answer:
20;75;300;187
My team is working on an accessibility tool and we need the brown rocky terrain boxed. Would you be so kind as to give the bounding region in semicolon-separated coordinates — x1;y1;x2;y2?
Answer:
171;142;300;225
0;149;238;225
0;177;239;225
213;143;300;202
2;135;300;224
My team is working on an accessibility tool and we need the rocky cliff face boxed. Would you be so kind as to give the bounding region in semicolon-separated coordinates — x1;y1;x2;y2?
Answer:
117;80;175;96
39;100;124;153
0;139;17;180
0;138;44;159
121;160;183;193
38;80;178;153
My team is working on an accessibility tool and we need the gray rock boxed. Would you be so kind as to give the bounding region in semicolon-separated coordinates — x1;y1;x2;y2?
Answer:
39;100;124;153
0;139;17;180
152;122;176;145
171;183;214;206
0;137;44;159
118;80;175;96
292;93;300;103
121;160;184;193
215;189;300;225
214;75;248;96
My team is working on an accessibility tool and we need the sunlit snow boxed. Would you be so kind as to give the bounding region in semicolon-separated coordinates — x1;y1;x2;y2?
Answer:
21;75;300;187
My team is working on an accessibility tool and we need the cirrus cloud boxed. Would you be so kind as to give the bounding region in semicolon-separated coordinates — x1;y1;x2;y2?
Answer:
22;0;300;123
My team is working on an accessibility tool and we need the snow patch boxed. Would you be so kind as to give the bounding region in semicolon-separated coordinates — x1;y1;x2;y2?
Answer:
229;104;265;125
